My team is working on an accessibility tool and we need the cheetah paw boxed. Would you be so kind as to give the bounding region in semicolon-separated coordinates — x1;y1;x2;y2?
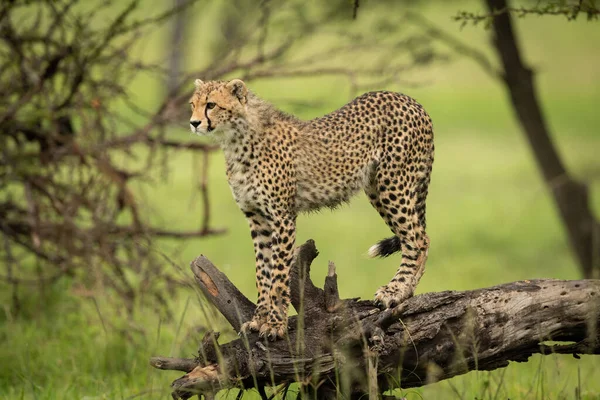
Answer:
258;320;288;341
374;283;413;309
239;313;267;336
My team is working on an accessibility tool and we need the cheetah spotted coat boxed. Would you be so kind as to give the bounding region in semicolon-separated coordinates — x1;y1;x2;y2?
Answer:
189;79;434;339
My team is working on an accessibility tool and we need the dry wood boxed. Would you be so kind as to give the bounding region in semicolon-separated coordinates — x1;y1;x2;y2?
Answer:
151;240;600;399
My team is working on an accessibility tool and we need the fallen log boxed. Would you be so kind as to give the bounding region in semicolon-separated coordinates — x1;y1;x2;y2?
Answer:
150;240;600;399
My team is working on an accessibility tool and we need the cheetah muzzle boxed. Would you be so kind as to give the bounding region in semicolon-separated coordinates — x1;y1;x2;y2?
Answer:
189;78;434;340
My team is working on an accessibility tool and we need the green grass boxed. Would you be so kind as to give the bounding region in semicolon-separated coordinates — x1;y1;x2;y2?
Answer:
2;1;600;399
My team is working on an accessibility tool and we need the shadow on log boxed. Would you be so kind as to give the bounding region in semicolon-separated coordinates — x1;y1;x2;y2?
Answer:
150;240;600;399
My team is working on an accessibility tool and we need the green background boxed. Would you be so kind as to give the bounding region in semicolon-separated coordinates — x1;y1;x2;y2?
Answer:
1;1;599;399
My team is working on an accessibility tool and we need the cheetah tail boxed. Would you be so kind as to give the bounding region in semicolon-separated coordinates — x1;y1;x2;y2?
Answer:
367;236;401;258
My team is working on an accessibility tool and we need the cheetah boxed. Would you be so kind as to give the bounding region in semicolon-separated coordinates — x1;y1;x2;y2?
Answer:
189;79;434;340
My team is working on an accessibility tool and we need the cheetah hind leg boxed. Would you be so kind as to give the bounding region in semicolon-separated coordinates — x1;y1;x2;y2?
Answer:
368;163;430;308
374;233;430;309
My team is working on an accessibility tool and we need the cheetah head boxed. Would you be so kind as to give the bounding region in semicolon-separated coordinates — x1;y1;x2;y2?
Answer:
189;79;248;138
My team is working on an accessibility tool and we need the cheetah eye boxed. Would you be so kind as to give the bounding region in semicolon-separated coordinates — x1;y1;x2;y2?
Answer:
189;102;194;110
206;102;216;110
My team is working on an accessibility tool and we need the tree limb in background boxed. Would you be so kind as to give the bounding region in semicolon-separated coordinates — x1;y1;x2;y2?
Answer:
405;11;501;79
455;2;600;25
482;0;600;279
407;0;600;279
167;0;188;94
151;240;600;399
0;0;219;317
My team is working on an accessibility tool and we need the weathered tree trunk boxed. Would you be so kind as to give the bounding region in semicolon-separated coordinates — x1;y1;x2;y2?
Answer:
485;0;600;279
151;240;600;399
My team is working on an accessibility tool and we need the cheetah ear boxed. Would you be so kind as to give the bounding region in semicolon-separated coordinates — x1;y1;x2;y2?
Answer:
226;79;248;104
194;79;204;88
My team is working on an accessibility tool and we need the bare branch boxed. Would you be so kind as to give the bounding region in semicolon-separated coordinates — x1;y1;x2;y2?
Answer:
406;11;501;79
0;0;221;317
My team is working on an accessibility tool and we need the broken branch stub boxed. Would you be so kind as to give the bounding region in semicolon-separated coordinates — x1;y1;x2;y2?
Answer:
324;261;341;312
190;255;255;332
152;240;600;399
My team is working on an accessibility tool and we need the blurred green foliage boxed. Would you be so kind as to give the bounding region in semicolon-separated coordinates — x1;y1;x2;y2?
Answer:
1;0;599;399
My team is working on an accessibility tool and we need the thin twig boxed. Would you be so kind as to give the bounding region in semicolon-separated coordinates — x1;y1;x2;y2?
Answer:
406;11;501;79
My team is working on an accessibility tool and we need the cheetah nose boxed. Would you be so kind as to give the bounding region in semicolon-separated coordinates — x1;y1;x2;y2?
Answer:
190;120;201;128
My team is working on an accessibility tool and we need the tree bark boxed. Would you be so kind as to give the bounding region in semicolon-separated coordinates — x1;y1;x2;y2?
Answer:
151;240;600;399
167;0;187;94
485;0;600;279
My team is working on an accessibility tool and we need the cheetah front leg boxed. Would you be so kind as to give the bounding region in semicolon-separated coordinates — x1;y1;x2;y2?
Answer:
240;211;273;334
259;212;296;340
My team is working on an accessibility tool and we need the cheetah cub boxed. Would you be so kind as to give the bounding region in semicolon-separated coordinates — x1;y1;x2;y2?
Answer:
189;79;434;340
